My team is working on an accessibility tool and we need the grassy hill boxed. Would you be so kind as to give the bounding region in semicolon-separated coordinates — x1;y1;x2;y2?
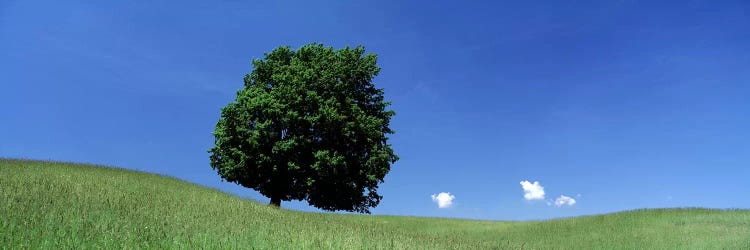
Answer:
1;159;749;249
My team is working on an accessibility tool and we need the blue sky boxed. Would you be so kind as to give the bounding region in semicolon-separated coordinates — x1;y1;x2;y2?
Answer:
2;0;749;220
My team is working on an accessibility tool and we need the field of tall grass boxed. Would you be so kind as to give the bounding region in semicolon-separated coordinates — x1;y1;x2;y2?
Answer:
1;159;749;249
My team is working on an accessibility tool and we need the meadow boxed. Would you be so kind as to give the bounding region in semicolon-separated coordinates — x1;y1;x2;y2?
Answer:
1;159;749;249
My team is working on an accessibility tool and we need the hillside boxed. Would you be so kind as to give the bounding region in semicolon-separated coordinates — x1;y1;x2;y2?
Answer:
1;159;749;249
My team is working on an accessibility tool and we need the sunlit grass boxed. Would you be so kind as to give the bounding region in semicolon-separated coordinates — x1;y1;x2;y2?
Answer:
1;159;749;249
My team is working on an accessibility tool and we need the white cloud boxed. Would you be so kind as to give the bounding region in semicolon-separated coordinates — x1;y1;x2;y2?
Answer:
431;192;455;208
520;180;545;200
553;195;576;207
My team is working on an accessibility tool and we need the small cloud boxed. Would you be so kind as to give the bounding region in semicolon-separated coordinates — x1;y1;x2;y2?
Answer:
411;81;439;102
553;195;576;207
431;192;455;208
520;180;545;200
576;194;582;198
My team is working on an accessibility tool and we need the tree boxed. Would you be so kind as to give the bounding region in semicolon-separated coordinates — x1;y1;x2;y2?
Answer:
209;43;398;213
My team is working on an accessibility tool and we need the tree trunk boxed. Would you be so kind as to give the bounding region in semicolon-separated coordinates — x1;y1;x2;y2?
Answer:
269;196;281;207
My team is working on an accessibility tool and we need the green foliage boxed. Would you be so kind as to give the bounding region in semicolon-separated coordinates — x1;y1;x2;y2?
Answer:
209;43;397;213
2;160;750;249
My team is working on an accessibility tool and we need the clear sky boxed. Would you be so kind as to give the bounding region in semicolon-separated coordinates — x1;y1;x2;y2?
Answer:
2;0;749;220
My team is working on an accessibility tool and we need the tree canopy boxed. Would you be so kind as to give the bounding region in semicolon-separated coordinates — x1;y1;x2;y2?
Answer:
209;43;398;213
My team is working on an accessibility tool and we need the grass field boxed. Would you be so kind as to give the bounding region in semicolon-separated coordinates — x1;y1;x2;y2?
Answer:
1;159;749;249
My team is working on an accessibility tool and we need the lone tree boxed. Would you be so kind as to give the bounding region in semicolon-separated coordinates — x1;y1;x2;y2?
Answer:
209;43;398;213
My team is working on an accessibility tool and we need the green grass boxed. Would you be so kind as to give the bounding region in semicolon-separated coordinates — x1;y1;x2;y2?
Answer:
1;159;749;249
